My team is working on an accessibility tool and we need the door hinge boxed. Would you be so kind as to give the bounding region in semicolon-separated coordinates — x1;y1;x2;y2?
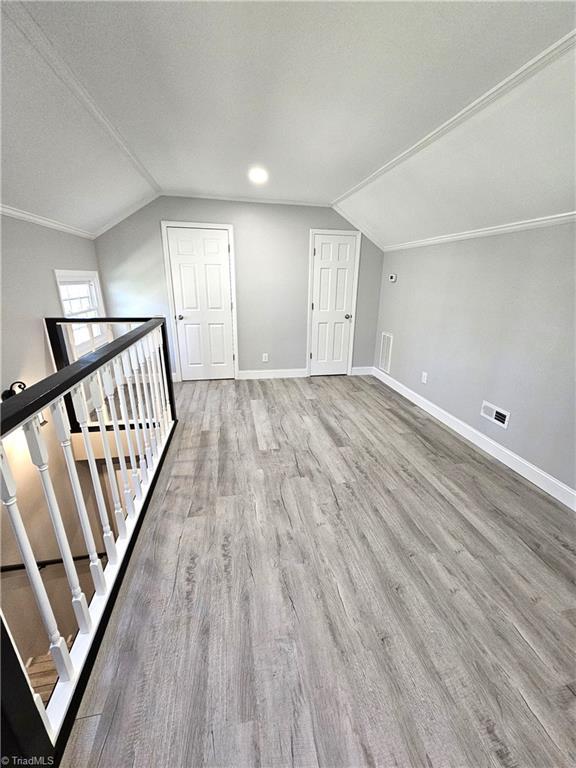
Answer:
310;352;312;360
233;353;235;361
313;247;316;256
311;302;314;310
228;244;231;253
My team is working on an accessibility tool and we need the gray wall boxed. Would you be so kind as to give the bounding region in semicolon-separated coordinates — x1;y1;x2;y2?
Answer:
374;224;575;487
1;214;98;386
1;216;104;659
95;196;383;372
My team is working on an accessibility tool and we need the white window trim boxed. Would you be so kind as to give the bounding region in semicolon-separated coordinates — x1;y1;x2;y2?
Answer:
54;269;107;356
54;269;106;315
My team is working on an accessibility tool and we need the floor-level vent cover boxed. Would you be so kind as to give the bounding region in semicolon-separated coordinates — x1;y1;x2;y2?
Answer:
378;332;393;373
481;400;510;429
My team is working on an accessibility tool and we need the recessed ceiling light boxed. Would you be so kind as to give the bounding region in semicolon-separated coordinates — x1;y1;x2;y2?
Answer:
248;166;269;185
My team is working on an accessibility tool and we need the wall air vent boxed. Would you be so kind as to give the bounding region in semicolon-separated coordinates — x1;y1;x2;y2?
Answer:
378;332;393;374
481;400;510;429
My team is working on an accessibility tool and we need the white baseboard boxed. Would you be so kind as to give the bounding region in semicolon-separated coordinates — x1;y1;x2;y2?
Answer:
365;367;575;511
237;368;308;380
350;366;374;376
171;371;181;383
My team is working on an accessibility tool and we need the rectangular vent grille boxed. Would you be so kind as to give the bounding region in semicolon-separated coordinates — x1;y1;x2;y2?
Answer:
378;332;393;374
481;400;510;429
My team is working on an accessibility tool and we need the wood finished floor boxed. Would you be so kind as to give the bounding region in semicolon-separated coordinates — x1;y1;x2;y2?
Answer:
61;376;576;768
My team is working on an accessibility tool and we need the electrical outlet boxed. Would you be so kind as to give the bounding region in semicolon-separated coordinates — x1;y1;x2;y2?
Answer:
421;371;428;384
262;353;269;363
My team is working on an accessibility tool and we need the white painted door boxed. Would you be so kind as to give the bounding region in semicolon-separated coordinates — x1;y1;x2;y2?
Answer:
167;226;235;380
310;232;358;376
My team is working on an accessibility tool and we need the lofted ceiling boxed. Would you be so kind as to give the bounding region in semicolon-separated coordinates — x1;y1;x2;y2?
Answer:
336;43;576;249
1;1;575;238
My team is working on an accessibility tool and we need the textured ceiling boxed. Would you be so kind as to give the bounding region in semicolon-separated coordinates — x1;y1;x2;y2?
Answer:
1;1;574;235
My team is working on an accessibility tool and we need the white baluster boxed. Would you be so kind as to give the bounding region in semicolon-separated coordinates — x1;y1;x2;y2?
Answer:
135;343;158;462
129;345;154;471
0;444;74;681
102;366;135;518
64;323;78;363
89;376;127;539
22;418;92;634
156;328;173;427
139;339;160;458
122;351;148;485
154;329;171;435
113;357;142;499
71;387;117;565
146;333;165;445
50;398;106;596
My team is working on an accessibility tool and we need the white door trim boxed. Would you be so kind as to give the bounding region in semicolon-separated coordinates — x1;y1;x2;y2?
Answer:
306;229;361;376
161;220;239;381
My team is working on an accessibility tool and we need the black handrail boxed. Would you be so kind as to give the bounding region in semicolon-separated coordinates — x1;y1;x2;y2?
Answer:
1;317;175;437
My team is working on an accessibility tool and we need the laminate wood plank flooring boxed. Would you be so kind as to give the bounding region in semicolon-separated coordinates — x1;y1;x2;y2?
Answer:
61;376;576;768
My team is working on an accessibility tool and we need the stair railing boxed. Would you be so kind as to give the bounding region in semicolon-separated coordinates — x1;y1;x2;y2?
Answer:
0;317;177;761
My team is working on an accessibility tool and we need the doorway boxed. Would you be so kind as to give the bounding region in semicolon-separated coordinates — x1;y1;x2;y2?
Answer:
162;222;238;381
307;229;361;376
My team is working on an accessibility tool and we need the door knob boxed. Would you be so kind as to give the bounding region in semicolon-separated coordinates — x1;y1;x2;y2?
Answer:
345;313;352;319
177;314;184;320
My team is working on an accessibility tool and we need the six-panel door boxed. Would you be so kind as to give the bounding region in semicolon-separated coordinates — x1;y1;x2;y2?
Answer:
168;226;235;380
310;233;357;376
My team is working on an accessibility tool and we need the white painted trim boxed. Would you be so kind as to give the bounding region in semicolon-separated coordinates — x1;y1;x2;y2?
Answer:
237;368;307;380
350;366;373;376
362;367;576;511
333;206;576;255
161;191;329;208
306;229;361;376
53;266;105;310
378;212;576;253
0;204;95;239
3;2;160;195
160;220;239;381
332;30;576;205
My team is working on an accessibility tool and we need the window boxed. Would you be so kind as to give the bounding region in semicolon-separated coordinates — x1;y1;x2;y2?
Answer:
54;270;106;353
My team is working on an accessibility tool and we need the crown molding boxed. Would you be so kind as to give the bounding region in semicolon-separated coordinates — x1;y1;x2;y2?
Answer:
161;191;330;208
0;205;96;239
332;30;576;206
377;212;576;253
2;2;161;195
333;207;576;254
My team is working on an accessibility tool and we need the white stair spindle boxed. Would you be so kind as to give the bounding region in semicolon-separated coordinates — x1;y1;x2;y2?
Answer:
89;376;127;539
71;387;118;565
102;366;136;517
129;345;154;470
146;333;165;444
136;342;158;461
156;328;173;426
122;351;148;485
64;323;78;363
114;357;142;499
150;329;169;438
50;398;106;596
22;418;92;634
0;445;74;681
